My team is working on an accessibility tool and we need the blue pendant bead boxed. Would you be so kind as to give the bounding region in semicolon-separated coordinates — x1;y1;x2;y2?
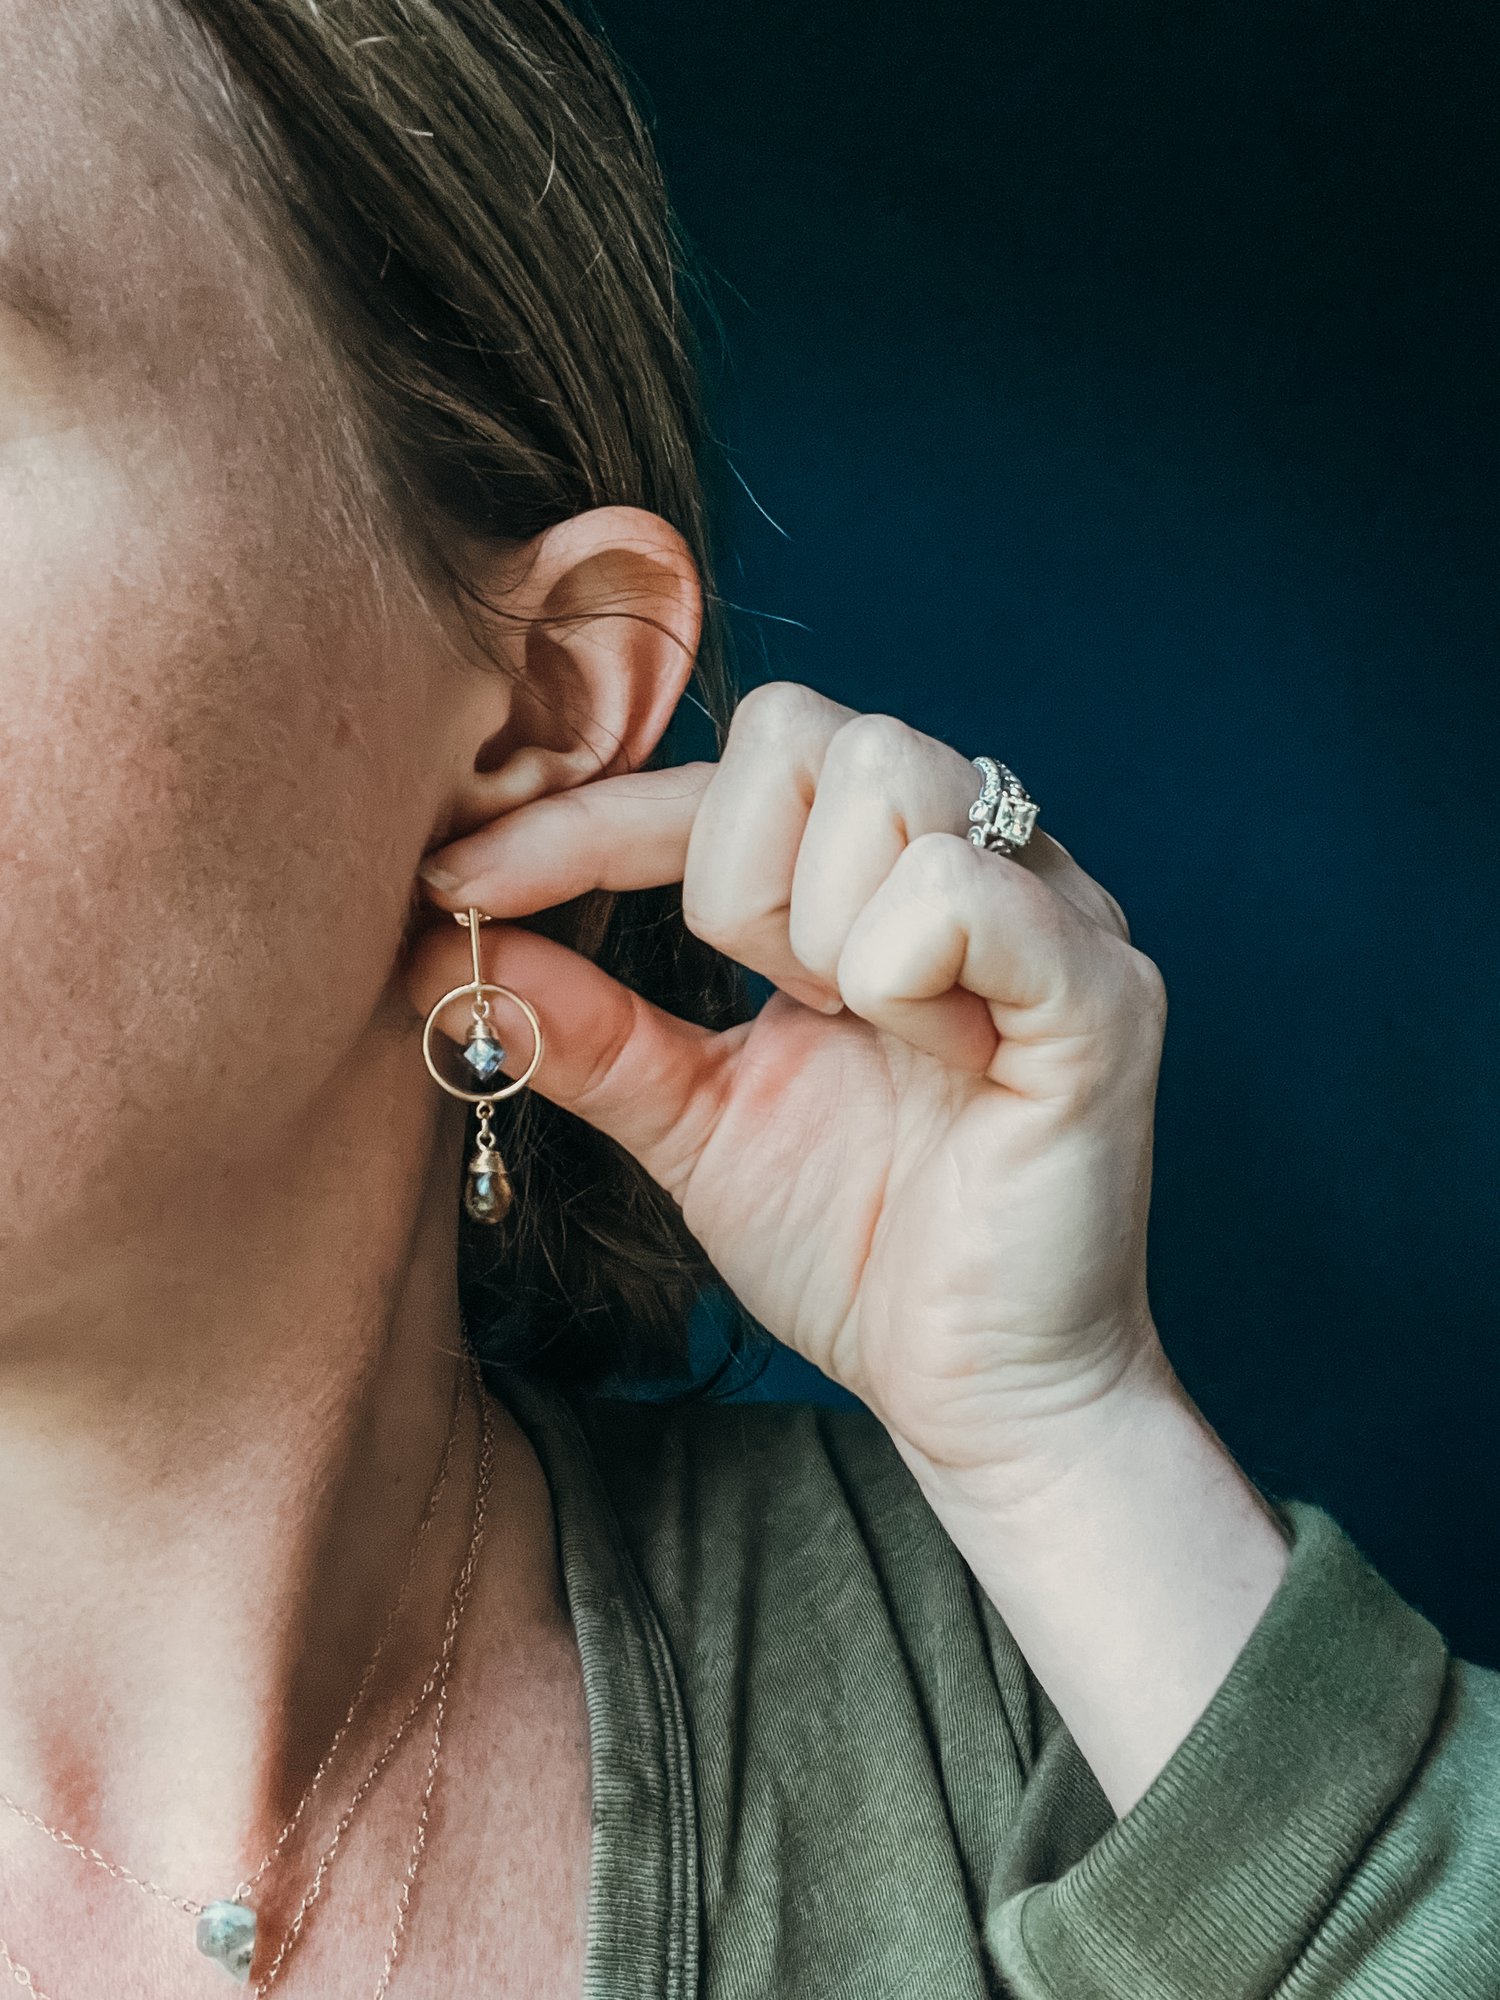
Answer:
462;1014;506;1084
196;1899;257;1984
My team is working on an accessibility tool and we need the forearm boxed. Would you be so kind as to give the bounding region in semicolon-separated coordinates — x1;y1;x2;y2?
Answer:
893;1336;1292;1817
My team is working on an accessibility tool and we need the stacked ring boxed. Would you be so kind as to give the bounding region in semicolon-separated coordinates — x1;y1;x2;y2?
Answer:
967;756;1039;857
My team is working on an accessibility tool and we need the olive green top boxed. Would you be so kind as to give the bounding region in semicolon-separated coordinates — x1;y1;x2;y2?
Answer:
494;1365;1500;1999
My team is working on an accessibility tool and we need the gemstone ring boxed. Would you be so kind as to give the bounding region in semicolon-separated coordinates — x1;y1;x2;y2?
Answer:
966;756;1039;858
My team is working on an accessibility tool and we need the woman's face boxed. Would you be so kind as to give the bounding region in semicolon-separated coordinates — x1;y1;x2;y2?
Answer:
0;2;457;1307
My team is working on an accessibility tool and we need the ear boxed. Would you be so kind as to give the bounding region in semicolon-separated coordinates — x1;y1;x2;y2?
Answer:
434;504;703;843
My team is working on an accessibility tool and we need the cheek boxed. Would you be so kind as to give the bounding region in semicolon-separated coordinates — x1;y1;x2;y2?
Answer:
0;417;436;1239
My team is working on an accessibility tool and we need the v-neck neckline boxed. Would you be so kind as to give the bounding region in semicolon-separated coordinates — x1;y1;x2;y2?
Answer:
493;1367;701;2000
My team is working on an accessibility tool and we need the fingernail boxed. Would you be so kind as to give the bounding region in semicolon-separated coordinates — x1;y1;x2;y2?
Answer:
418;858;464;896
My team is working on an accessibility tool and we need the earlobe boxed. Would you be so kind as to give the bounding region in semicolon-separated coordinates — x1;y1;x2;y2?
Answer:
449;504;702;828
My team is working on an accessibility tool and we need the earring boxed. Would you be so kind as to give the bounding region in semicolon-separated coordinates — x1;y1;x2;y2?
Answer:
421;908;544;1226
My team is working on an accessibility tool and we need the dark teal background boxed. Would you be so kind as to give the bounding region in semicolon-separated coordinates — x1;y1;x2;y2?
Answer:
600;2;1500;1666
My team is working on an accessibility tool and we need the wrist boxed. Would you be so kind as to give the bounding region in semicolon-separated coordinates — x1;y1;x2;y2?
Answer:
889;1326;1189;1522
888;1339;1292;1814
895;1338;1289;1584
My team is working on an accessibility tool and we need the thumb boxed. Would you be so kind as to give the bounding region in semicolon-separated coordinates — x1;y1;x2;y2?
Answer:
407;916;729;1200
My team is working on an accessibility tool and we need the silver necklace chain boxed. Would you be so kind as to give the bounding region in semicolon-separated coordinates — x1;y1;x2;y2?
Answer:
258;1372;493;1998
0;1360;463;1919
0;1354;494;1999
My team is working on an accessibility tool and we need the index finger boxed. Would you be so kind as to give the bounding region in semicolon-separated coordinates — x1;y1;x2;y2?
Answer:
418;762;713;915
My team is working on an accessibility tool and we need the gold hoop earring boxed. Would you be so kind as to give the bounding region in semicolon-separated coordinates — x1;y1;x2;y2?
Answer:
422;908;544;1226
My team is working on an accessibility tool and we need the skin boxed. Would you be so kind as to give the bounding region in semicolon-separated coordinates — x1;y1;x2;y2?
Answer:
416;698;1292;1809
0;4;601;1991
0;0;1287;1991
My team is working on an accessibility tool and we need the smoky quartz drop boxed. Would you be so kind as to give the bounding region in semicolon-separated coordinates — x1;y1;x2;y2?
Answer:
465;1167;512;1225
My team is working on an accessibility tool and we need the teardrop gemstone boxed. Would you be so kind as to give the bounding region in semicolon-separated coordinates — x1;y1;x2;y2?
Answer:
465;1165;512;1224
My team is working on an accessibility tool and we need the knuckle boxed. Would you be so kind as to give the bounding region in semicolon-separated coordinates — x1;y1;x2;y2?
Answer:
1122;944;1168;1026
899;827;975;898
728;678;829;747
679;810;738;950
1098;885;1133;943
835;952;889;1017
785;905;833;981
826;709;913;776
679;880;735;952
681;864;768;963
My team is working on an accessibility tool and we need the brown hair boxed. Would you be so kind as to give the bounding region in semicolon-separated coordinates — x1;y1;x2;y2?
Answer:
167;0;767;1397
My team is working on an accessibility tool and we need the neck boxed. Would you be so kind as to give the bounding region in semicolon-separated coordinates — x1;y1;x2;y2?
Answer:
0;1031;544;1914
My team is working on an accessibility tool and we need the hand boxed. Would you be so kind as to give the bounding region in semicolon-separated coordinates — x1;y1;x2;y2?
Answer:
415;679;1290;1813
412;681;1169;1491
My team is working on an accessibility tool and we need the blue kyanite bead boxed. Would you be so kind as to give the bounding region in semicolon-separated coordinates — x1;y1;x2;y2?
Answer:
462;1032;505;1081
196;1900;257;1984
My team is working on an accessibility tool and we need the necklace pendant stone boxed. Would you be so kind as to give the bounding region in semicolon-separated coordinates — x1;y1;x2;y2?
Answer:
196;1900;257;1984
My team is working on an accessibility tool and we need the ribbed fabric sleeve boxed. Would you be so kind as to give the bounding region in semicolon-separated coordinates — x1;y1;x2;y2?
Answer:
499;1375;1500;1999
984;1501;1500;1998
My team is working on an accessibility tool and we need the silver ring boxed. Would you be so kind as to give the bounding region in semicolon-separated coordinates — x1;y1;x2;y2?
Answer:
966;756;1039;857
